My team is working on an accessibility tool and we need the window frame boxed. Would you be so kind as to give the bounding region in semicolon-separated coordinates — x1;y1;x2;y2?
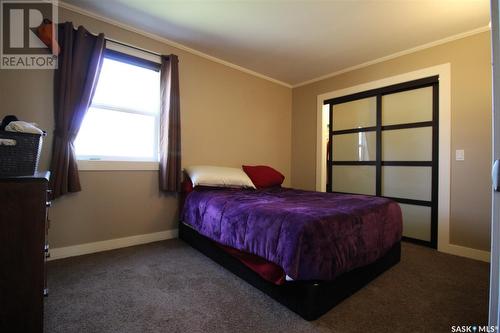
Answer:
75;43;162;171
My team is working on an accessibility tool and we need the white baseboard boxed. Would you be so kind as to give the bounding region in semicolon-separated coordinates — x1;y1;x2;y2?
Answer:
439;243;491;262
48;229;178;261
48;227;490;263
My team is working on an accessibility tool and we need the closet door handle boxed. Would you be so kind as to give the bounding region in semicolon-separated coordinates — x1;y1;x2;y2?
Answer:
493;160;500;192
44;244;50;258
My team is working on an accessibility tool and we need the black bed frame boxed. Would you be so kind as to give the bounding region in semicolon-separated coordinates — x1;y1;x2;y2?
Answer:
179;222;401;321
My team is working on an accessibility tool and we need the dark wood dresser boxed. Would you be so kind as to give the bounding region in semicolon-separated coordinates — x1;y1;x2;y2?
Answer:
0;172;50;333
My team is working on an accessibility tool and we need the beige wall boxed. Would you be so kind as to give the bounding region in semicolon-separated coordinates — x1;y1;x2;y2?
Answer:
0;7;491;253
0;7;292;248
292;32;492;251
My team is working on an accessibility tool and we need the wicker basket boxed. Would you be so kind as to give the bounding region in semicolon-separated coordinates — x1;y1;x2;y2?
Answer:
0;130;44;177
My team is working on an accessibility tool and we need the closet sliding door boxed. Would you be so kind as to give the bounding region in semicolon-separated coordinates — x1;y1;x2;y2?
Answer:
329;97;377;195
326;76;439;247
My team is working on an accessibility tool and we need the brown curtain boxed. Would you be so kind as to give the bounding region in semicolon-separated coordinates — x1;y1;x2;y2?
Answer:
49;22;105;199
159;55;181;192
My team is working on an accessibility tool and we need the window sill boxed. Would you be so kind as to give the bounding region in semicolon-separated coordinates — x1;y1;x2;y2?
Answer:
77;160;159;171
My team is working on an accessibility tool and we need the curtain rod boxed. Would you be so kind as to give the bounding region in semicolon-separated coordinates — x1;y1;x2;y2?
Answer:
105;37;162;57
70;24;162;57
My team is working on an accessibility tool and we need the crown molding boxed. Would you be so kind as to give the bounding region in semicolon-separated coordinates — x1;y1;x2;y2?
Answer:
57;1;489;90
293;25;491;88
57;1;293;88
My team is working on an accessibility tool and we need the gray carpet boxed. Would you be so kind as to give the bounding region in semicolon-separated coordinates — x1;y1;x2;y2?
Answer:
44;240;489;333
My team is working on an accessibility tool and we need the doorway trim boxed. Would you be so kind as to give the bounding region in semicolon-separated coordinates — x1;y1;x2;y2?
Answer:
315;63;489;261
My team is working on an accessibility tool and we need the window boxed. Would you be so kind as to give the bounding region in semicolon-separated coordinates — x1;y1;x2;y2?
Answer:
74;49;161;165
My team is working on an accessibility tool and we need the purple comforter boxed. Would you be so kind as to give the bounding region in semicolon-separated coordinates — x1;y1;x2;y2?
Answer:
182;187;402;281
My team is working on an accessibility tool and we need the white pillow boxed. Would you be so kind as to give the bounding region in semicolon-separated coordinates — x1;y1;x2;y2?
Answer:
185;165;256;189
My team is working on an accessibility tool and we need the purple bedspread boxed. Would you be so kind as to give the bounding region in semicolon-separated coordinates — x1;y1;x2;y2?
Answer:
182;187;402;281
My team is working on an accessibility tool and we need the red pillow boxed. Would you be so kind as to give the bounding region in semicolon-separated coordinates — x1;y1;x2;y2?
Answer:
242;165;284;189
182;177;194;194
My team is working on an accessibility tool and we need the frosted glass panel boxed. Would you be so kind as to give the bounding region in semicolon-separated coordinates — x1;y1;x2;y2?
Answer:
399;204;431;241
382;87;432;125
333;132;376;161
332;166;375;195
382;166;431;200
382;127;432;161
333;97;376;130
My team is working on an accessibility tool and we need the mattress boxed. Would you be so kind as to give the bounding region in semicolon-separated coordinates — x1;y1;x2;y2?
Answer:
181;187;402;281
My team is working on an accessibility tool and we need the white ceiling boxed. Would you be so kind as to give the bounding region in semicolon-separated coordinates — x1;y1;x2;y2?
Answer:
62;0;490;86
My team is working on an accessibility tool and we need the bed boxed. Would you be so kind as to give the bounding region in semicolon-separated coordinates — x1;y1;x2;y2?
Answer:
179;167;402;320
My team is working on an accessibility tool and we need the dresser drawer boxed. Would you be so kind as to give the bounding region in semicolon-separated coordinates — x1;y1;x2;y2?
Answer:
0;172;50;333
44;190;51;297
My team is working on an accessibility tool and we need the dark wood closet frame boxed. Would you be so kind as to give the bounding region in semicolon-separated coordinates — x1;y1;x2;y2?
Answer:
324;76;439;248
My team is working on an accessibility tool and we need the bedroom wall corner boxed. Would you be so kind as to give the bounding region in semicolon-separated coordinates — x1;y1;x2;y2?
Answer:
0;6;292;253
291;31;493;254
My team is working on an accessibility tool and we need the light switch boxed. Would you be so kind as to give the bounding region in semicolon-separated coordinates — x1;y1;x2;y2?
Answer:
456;149;465;161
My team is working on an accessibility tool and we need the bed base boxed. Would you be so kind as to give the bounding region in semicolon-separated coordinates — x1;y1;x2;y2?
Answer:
179;222;401;321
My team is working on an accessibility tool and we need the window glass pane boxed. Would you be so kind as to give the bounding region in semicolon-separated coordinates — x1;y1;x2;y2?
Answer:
382;87;432;125
399;203;431;242
75;107;156;160
332;166;375;195
333;132;376;161
332;97;376;131
92;58;160;114
381;166;431;201
382;127;432;161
